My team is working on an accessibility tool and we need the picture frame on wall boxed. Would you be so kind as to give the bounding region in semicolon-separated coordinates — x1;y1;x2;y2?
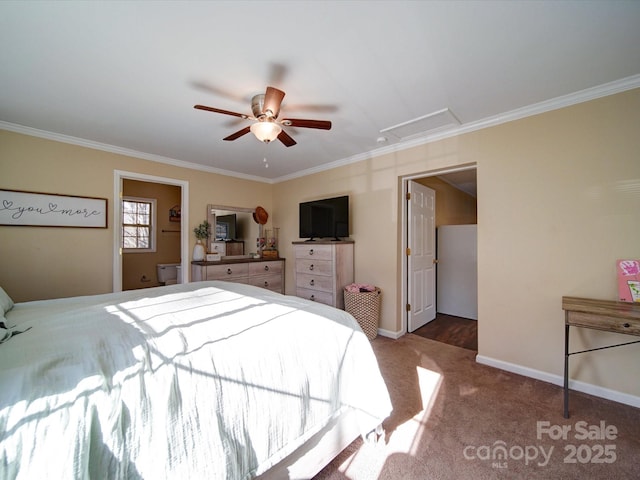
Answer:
169;204;181;222
0;189;108;228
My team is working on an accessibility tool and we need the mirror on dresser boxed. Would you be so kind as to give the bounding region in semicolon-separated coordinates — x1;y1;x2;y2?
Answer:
206;204;261;257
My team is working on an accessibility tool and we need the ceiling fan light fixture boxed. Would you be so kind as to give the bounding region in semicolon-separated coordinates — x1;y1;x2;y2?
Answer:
195;86;328;148
250;121;282;143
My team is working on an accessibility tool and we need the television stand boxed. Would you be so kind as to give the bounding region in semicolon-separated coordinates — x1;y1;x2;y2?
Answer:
302;237;344;242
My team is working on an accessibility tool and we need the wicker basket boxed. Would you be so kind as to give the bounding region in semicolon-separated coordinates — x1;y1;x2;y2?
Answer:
344;287;381;340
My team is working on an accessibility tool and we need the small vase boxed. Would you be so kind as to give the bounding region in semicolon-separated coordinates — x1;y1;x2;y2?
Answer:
193;240;206;261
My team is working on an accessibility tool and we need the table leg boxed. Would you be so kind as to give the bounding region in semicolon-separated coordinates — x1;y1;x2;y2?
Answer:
564;323;570;418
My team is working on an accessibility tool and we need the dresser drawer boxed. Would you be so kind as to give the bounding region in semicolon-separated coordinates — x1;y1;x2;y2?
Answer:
296;287;334;305
296;273;334;293
205;263;249;280
249;274;283;293
563;296;640;336
295;259;333;276
249;261;283;276
294;244;333;261
292;241;353;310
566;311;640;336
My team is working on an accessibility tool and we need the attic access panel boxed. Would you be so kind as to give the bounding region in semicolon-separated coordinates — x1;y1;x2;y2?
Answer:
381;108;460;140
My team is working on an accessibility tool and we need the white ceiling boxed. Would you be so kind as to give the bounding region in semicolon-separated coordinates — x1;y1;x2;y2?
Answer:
1;1;639;183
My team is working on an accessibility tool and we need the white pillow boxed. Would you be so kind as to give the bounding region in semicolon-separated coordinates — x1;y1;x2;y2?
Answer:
0;287;14;314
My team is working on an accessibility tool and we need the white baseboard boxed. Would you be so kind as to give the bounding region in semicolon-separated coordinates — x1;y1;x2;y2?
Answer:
377;328;404;340
476;354;640;410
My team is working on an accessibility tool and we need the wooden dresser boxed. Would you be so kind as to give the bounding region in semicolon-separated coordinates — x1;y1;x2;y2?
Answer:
293;241;354;309
191;258;284;294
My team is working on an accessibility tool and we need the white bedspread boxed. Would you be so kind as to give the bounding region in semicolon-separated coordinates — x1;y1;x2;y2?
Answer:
0;282;391;479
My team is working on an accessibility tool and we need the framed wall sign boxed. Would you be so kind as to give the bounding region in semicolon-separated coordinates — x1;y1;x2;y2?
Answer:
0;189;108;228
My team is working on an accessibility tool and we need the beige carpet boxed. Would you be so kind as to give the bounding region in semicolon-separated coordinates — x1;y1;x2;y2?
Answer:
314;334;640;479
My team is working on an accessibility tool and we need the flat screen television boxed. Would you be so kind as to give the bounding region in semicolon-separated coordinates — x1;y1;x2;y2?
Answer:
215;214;237;240
299;195;349;241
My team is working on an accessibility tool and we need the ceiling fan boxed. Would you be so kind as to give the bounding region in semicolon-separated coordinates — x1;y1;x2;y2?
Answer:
194;86;331;147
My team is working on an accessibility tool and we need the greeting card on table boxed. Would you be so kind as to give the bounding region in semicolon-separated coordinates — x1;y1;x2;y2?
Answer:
617;260;640;302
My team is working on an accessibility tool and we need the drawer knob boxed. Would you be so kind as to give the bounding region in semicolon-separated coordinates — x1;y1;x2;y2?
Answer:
309;264;314;271
264;265;269;271
310;279;315;286
309;249;314;255
227;268;232;274
623;322;631;328
263;281;269;287
310;295;315;301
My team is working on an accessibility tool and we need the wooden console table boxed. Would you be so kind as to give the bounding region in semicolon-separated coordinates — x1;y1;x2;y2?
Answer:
562;296;640;418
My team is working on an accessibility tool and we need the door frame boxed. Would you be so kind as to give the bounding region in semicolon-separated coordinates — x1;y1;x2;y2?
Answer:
400;164;477;333
113;170;189;292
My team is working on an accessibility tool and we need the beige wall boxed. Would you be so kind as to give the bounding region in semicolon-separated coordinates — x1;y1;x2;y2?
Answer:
0;130;273;302
477;89;639;395
1;88;638;400
274;88;640;398
416;176;477;226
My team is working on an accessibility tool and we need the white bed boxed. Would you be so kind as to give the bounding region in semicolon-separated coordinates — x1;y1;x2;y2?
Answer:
0;281;391;479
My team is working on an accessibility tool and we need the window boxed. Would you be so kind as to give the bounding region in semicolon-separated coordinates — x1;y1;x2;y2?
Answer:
122;197;156;252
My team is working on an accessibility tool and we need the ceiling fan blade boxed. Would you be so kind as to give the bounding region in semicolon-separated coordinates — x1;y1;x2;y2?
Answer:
190;81;247;103
267;62;288;86
263;86;285;118
223;126;251;141
281;118;332;130
277;129;297;147
283;103;338;114
194;104;251;119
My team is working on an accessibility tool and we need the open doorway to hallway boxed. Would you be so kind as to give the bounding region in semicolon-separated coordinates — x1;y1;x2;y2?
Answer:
122;179;182;290
113;170;189;293
403;167;478;349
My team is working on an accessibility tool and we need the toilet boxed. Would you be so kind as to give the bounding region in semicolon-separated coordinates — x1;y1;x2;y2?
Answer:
157;263;181;285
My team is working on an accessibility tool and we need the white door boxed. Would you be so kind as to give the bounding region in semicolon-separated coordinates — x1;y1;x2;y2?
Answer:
407;181;436;332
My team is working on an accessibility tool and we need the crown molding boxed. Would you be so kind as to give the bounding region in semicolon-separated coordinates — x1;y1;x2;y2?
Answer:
0;121;273;184
272;74;640;183
3;74;639;185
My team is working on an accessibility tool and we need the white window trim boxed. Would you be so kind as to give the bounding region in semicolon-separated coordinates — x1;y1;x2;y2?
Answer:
122;196;157;253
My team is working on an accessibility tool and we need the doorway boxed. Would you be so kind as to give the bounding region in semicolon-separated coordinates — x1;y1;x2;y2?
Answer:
413;314;478;351
402;166;478;342
122;179;182;290
113;171;189;292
